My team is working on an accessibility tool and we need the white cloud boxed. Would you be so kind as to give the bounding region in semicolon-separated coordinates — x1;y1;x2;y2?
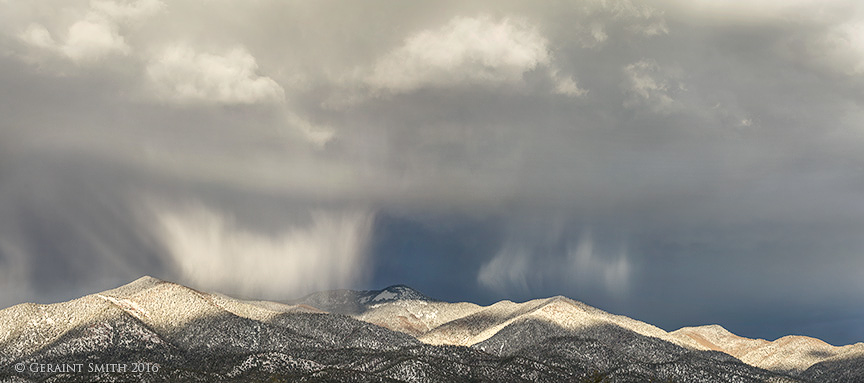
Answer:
572;0;668;48
152;203;374;299
20;17;129;62
578;22;609;48
551;71;588;97
284;112;335;147
61;17;129;61
365;15;584;96
17;0;163;63
19;24;55;49
622;59;683;113
809;21;864;76
607;0;669;36
146;45;285;104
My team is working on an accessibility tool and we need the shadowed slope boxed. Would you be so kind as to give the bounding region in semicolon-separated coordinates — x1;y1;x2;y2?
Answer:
0;278;859;382
801;348;864;382
350;292;864;377
474;318;802;383
404;296;702;350
0;277;628;382
319;286;864;382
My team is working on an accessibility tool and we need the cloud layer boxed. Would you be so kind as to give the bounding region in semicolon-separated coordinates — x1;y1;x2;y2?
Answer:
2;0;864;345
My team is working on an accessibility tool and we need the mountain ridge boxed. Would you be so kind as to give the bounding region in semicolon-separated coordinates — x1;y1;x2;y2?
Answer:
672;324;864;374
0;276;859;382
294;281;864;377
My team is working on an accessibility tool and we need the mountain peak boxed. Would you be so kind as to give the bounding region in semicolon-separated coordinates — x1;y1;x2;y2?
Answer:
294;284;432;315
101;275;167;298
381;284;417;291
698;324;734;335
3;278;861;382
369;285;430;303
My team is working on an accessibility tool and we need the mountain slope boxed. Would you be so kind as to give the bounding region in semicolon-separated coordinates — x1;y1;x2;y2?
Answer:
672;324;864;375
474;318;798;383
413;296;701;349
0;277;856;382
0;277;435;382
801;348;864;382
296;288;803;382
0;278;642;382
305;287;864;379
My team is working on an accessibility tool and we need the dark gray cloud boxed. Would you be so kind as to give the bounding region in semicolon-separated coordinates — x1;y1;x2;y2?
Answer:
1;0;863;345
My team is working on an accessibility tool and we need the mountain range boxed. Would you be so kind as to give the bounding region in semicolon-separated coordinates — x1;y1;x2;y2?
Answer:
1;276;862;382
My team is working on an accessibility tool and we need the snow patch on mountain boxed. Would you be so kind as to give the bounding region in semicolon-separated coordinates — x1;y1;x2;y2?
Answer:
373;290;398;302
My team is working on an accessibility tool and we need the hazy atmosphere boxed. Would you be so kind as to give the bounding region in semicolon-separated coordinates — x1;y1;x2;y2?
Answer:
2;0;864;346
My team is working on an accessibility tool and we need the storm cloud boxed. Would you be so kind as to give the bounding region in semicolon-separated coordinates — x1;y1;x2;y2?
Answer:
1;0;864;345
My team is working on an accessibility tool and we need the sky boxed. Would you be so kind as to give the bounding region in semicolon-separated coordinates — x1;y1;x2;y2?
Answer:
1;0;864;346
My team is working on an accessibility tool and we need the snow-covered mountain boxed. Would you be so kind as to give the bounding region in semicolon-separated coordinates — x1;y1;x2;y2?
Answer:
671;324;864;377
0;277;860;382
295;283;864;381
293;284;432;315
